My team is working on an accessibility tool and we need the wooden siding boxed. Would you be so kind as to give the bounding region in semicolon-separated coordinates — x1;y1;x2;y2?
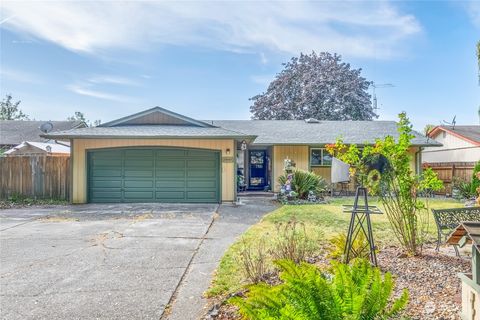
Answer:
274;146;421;193
0;156;70;199
72;139;235;203
272;145;309;192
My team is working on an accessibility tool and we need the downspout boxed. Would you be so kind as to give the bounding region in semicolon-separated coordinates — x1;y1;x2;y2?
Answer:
415;147;423;175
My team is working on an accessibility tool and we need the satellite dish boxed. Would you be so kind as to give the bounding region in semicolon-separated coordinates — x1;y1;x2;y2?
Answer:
39;122;53;133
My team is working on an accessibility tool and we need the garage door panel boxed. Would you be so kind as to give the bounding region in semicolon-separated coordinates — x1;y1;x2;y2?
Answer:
124;180;154;188
156;180;185;188
124;169;154;177
155;160;185;168
90;191;122;199
92;159;123;167
90;180;122;188
187;160;216;168
88;148;219;203
92;169;122;177
187;180;217;188
187;171;216;178
155;191;186;200
124;159;154;167
124;149;153;157
155;170;185;178
124;191;155;199
187;191;217;201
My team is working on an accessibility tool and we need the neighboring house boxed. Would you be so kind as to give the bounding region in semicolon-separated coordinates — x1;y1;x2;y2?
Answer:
0;120;86;151
4;141;70;156
422;125;480;194
423;125;480;164
42;107;439;204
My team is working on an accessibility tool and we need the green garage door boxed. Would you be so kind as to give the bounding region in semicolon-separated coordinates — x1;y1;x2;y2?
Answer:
87;148;220;203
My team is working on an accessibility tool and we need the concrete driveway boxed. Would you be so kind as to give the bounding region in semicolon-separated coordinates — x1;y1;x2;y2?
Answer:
0;198;276;320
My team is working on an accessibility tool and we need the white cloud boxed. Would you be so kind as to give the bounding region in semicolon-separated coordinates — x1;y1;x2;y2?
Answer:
67;84;136;103
0;1;421;59
0;67;43;84
88;75;139;86
466;1;480;27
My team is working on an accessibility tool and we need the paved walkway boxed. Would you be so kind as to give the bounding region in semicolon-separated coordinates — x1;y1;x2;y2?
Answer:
0;198;276;320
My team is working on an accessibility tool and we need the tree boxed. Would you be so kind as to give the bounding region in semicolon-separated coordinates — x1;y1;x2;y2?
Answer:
250;52;376;120
67;111;101;127
67;111;86;122
423;124;435;136
0;94;29;120
327;112;443;256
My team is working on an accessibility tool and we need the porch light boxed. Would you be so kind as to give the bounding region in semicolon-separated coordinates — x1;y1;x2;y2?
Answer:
241;140;247;151
226;148;231;155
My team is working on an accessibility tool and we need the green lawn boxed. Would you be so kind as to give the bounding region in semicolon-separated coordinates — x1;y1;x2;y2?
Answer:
206;197;463;297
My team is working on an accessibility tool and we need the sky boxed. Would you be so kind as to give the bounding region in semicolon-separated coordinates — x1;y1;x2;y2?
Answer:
0;0;479;132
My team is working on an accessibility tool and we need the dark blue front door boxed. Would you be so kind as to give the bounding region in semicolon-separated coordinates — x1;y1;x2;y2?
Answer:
248;150;267;190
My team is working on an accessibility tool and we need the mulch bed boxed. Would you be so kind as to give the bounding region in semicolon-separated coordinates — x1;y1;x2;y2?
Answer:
205;245;470;320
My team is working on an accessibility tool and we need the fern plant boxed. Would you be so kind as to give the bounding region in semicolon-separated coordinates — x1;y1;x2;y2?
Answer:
230;259;408;320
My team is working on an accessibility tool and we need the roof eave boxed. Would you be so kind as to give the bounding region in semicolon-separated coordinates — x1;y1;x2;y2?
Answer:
40;134;257;141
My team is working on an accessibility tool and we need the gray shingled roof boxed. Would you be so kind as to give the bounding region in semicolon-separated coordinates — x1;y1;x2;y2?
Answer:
41;125;254;139
210;120;439;146
0;120;85;145
440;125;480;144
38;118;439;147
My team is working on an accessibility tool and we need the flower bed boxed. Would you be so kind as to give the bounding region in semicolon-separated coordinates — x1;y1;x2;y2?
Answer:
205;245;469;320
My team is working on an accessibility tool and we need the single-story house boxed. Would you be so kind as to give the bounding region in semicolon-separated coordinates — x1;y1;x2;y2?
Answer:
4;141;70;156
422;125;480;194
423;125;480;164
0;120;86;151
42;107;439;204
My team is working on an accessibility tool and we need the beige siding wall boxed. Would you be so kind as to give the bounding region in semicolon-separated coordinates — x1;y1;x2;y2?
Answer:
72;138;235;203
422;132;480;163
272;145;309;192
274;145;420;192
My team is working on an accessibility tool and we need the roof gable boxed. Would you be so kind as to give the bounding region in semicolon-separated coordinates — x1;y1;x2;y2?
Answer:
99;107;214;127
429;125;480;146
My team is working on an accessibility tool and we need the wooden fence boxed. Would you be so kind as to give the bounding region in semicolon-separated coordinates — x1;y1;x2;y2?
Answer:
423;162;475;195
0;156;70;200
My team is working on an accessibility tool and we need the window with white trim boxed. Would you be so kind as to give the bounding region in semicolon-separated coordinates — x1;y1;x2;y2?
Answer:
310;148;332;166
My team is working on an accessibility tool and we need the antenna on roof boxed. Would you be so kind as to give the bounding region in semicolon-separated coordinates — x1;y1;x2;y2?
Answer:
442;115;456;130
39;122;54;133
371;82;395;112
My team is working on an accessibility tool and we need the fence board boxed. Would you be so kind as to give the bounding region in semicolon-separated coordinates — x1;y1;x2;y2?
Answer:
423;162;475;195
0;156;70;200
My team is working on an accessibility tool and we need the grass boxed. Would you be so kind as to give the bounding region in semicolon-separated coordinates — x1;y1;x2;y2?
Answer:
0;196;68;209
206;197;463;297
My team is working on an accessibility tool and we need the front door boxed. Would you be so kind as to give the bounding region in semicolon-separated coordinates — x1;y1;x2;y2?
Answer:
248;150;267;190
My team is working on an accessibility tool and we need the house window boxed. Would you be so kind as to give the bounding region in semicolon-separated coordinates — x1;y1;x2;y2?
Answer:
310;148;332;166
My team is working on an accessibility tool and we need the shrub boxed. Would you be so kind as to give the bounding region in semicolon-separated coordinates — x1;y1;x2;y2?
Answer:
269;218;316;264
452;177;475;200
278;170;327;199
235;236;270;284
327;113;443;256
471;161;480;196
230;259;409;320
328;232;370;260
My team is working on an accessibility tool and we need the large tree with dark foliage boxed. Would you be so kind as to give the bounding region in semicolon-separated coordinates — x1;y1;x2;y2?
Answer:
250;52;376;120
